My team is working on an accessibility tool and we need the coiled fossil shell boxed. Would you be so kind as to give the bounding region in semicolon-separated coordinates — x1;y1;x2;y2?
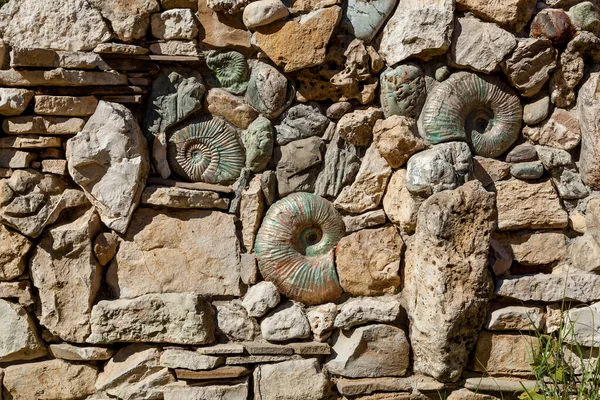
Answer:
206;51;249;95
167;118;245;184
419;71;522;158
254;192;345;305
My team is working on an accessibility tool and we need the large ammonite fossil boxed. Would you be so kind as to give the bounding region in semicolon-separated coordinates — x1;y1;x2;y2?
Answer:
254;192;345;305
418;71;522;158
206;50;249;95
167;118;245;184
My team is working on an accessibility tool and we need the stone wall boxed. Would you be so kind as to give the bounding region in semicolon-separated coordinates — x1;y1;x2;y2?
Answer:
0;0;599;399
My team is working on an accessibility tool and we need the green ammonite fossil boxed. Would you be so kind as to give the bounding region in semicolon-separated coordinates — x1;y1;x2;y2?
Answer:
168;118;245;184
419;71;522;158
254;192;345;305
206;51;249;95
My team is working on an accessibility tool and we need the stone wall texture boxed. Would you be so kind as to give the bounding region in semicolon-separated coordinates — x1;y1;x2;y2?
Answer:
0;0;599;399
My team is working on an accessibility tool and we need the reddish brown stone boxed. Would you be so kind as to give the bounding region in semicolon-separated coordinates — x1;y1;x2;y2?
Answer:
531;9;575;45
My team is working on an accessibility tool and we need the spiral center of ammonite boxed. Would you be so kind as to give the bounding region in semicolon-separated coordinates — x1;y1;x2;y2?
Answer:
466;108;494;136
297;225;324;255
191;149;204;161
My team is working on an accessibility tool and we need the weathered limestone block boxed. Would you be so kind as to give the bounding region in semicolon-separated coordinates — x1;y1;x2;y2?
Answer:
0;136;58;150
342;209;387;233
501;38;557;97
49;343;113;361
485;306;545;331
469;332;535;376
379;0;454;65
0;170;88;238
107;208;241;298
94;43;150;55
0;0;112;51
88;0;160;42
214;300;259;342
0;149;35;168
307;303;337;342
141;186;229;209
382;169;423;234
373;115;428;169
164;380;249;400
456;0;536;31
0;281;34;308
334;297;401;330
3;116;85;135
495;180;568;230
0;68;128;87
88;293;215;344
326;324;410;378
160;348;224;370
67;101;149;234
0;224;31;280
253;6;342;72
336;107;383;147
242;281;280;318
493;231;567;266
406;142;472;197
578;72;600;190
2;360;98;400
450;14;516;73
151;9;198;40
197;0;252;49
254;359;329;400
0;300;46;363
570;234;600;272
261;303;311;342
149;40;200;56
143;67;205;138
0;89;34;116
404;181;495;382
30;208;102;342
336;226;404;296
523;108;580;151
334;144;392;214
565;302;600;347
496;274;600;303
34;95;98;117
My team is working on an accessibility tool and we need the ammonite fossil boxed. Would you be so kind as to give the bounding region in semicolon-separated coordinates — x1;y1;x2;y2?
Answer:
418;71;522;158
167;118;245;184
380;63;426;119
254;192;345;305
206;51;249;95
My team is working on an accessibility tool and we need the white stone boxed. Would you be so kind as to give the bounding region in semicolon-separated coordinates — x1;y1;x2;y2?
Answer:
0;89;34;116
214;300;259;342
243;0;289;28
307;303;337;342
160;348;224;370
49;343;113;361
485;306;545;331
151;9;198;40
242;281;281;318
261;303;311;342
0;299;46;362
379;0;454;65
67;101;149;234
496;274;600;303
566;302;600;348
334;297;400;330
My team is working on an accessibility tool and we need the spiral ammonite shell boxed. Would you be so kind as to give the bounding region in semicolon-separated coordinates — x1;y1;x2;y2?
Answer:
254;192;345;305
167;118;245;184
419;71;522;158
206;51;249;95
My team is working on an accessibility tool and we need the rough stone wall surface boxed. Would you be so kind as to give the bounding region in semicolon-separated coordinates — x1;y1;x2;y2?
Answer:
0;0;598;399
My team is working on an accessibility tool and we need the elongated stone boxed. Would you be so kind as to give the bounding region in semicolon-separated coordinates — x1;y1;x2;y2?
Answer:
0;68;127;87
579;72;600;189
3;116;85;135
496;274;600;303
34;95;98;117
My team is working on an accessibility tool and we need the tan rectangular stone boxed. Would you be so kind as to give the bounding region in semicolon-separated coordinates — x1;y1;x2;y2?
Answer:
34;95;98;117
225;355;296;365
196;343;245;355
496;273;600;303
141;186;229;210
336;377;413;396
469;332;535;377
41;160;68;176
10;48;111;71
0;69;127;87
0;149;36;168
147;177;234;193
0;136;61;149
3;116;85;135
242;342;294;355
289;342;331;355
175;366;250;380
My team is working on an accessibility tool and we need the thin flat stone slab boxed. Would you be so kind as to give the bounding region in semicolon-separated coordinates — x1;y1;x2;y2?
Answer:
464;376;536;393
226;355;297;365
496;274;600;303
336;377;413;396
175;366;250;380
0;68;127;87
141;185;229;209
163;379;249;400
107;208;241;298
0;136;61;149
243;342;294;355
88;293;215;344
10;48;111;70
3;116;85;135
49;343;113;361
196;343;245;355
147;177;234;193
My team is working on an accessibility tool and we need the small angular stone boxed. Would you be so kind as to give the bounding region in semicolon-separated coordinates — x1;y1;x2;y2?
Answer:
531;8;575;45
41;159;68;175
342;209;387;233
307;303;337;342
501;38;557;97
242;281;280;318
0;224;31;280
261;302;311;342
373;115;427;168
88;0;160;42
336;107;383;147
254;359;329;400
334;297;401;329
160;348;224;370
341;0;397;42
49;343;113;361
485;306;545;331
214;300;259;342
275;103;329;146
206;88;258;129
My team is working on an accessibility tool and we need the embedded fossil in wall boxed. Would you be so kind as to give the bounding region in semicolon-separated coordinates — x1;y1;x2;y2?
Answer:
419;71;522;158
380;63;426;119
167;118;245;184
206;50;249;95
254;192;345;305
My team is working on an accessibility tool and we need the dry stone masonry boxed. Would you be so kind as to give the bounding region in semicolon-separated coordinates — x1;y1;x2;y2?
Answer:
0;0;598;399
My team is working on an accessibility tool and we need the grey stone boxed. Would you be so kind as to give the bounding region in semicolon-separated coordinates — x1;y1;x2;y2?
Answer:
578;72;600;190
404;181;495;382
379;0;454;65
342;209;387;233
242;281;281;318
160;348;224;370
334;297;401;330
326;324;410;378
275;103;329;146
485;306;545;331
535;145;572;169
326;102;352;120
341;0;398;42
523;95;550;125
510;161;544;180
242;116;273;173
49;344;113;361
0;89;34;116
88;293;215;344
0;0;112;51
0;300;46;363
450;14;516;73
246;60;293;120
67;101;149;234
501;38;557;97
107;208;241;298
314;131;360;198
254;359;329;400
406;142;473;197
143;67;206;138
565;302;600;347
570;234;600;273
569;1;600;35
275;136;324;196
214;300;259;342
551;167;589;199
496;274;600;303
30;208;102;342
261;302;311;342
